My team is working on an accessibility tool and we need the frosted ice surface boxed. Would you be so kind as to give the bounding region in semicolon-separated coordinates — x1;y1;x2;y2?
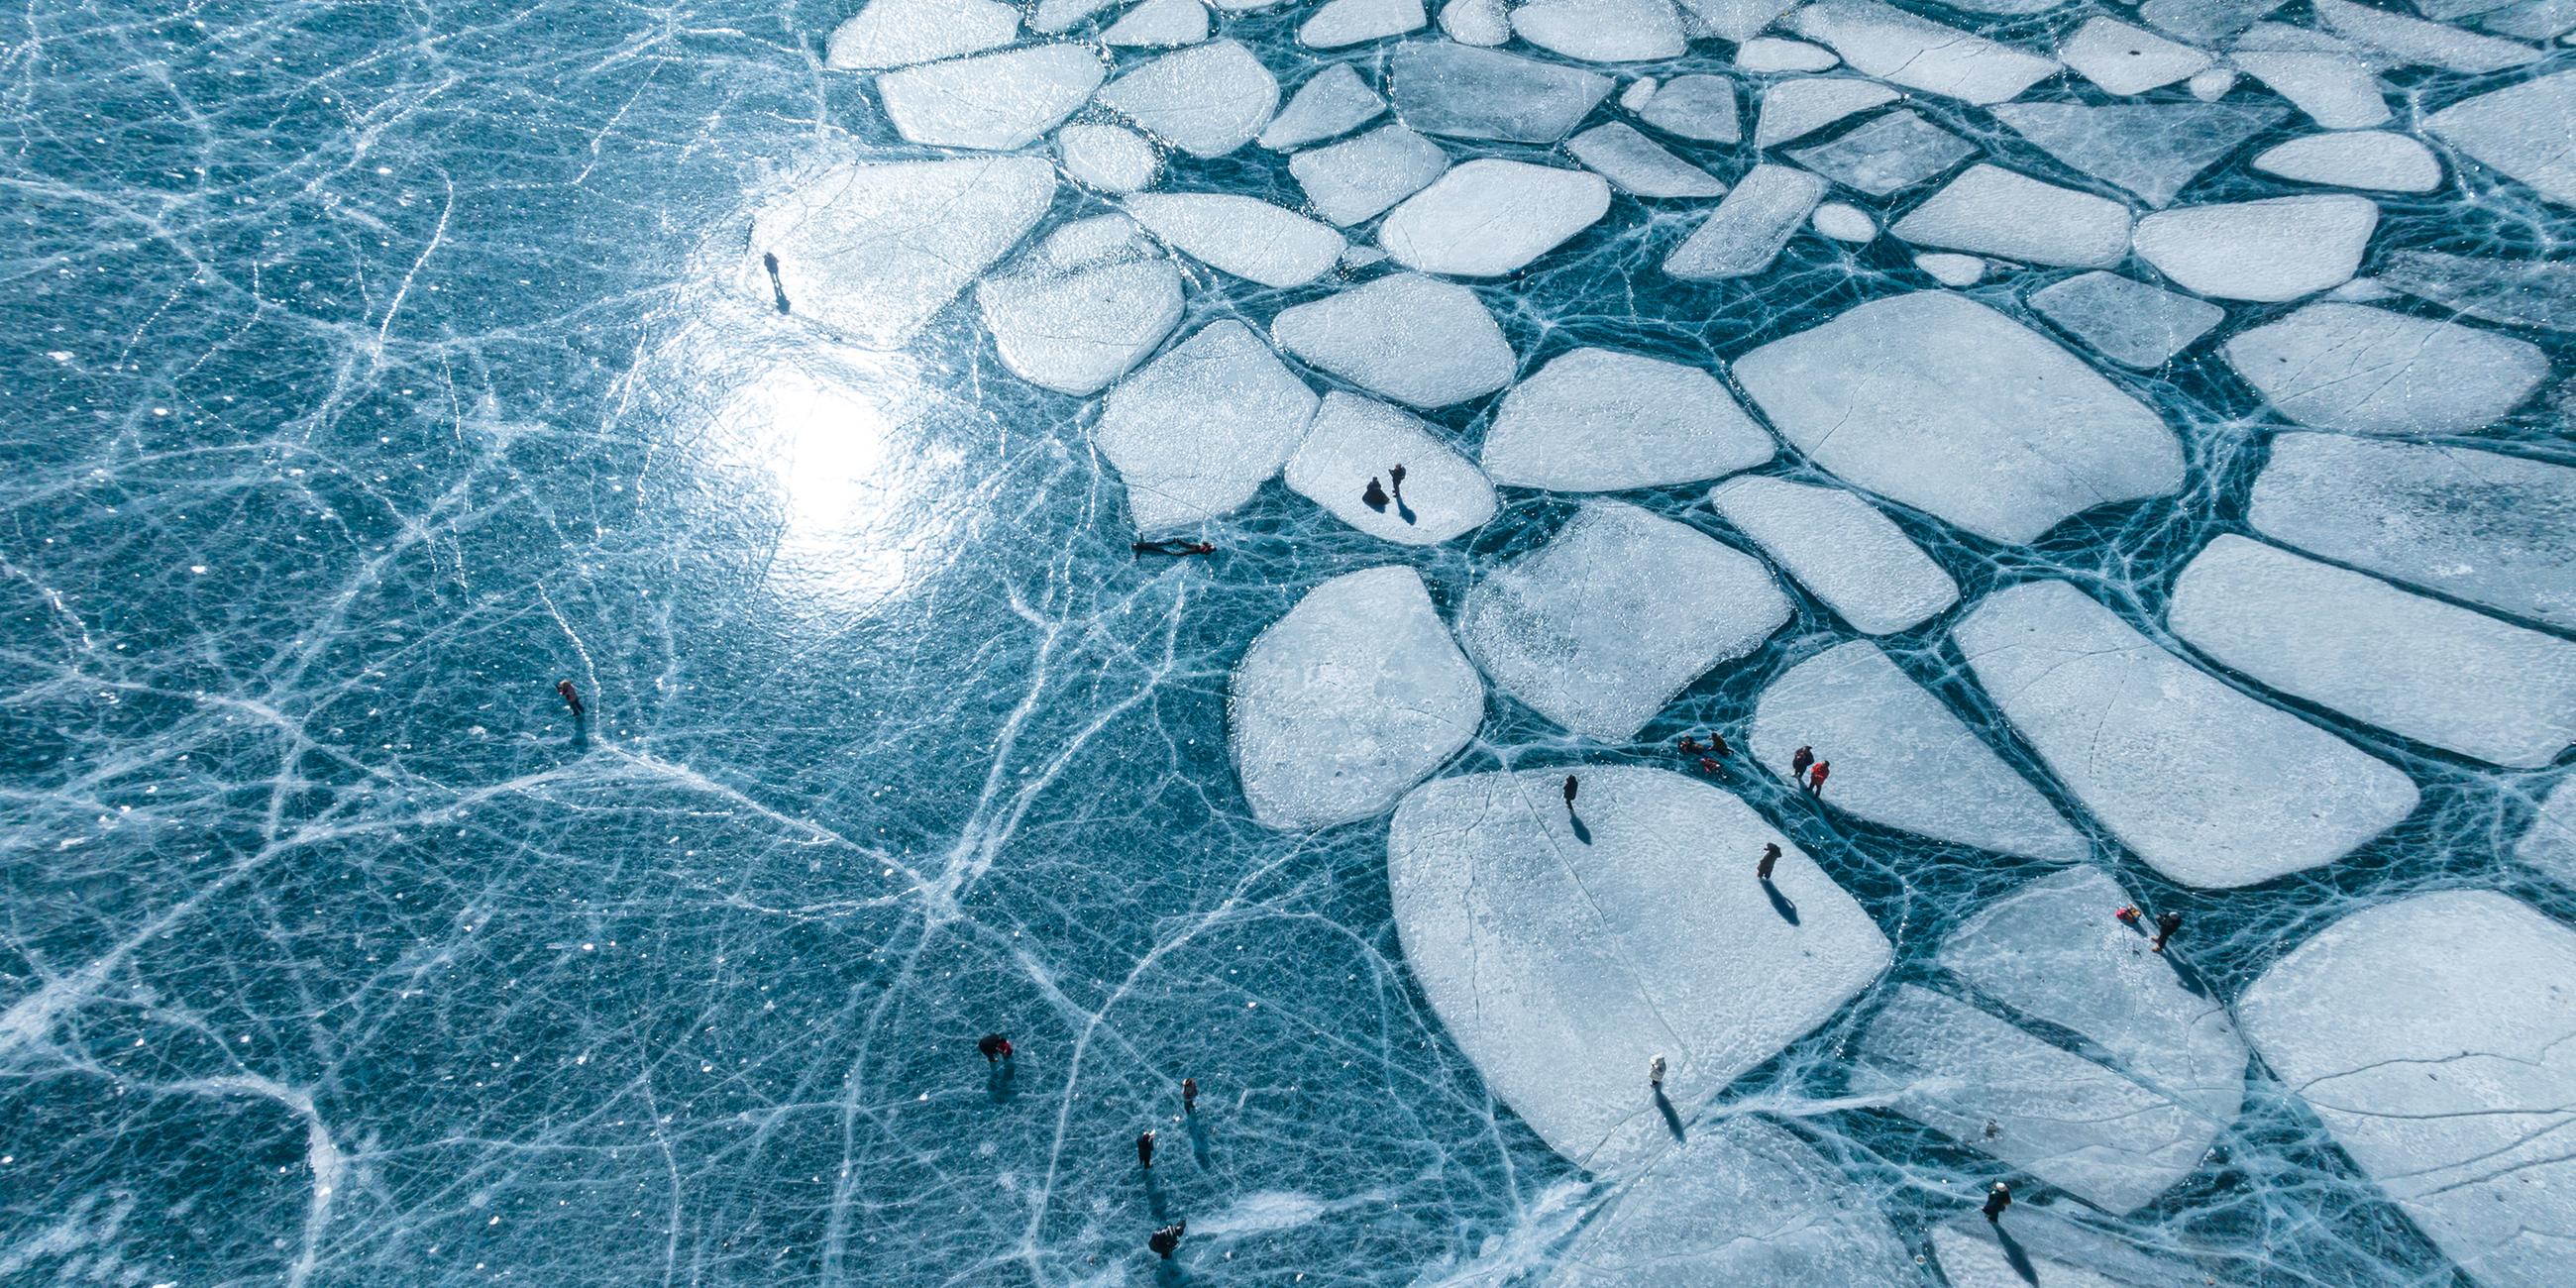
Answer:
2250;433;2576;632
1752;77;1898;149
2252;131;2441;192
1300;0;1426;47
1735;37;1839;72
2188;67;2239;100
2519;777;2576;884
1550;1118;1913;1285
2376;248;2576;332
1055;122;1159;191
2230;24;2392;129
1386;767;1889;1169
2239;891;2576;1288
1032;0;1118;31
1103;0;1210;46
1261;64;1385;150
1438;0;1512;45
1041;211;1148;268
1709;479;1958;635
2312;0;2539;72
1458;500;1789;740
1389;43;1613;144
1916;252;1985;285
1857;984;2225;1214
876;45;1106;150
1787;110;1976;196
1955;581;2416;888
2169;536;2576;767
1127;193;1343;287
1675;0;1798;42
1097;40;1280;157
1094;320;1320;532
1289;124;1450;226
2132;194;2377;301
974;236;1183;394
2060;17;2212;95
1994;100;2288;205
1811;200;1874;241
2026;271;2221;369
1635;74;1742;143
1663;164;1828;279
2426;69;2576;207
2223;302;2547;434
1788;0;2061;105
825;0;1020;69
1733;292;2182;544
1566;124;1727;198
2141;0;2285;44
2484;0;2576;40
1480;349;1773;491
745;157;1055;348
1229;565;1481;828
1890;164;2132;268
1511;0;1686;62
1930;1217;2161;1288
1750;641;2087;861
1381;160;1611;276
1282;392;1498;545
1270;272;1515;407
1620;76;1660;113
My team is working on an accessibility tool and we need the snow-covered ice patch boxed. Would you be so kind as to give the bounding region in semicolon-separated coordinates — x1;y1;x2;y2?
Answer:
1271;272;1515;407
875;45;1104;150
745;157;1055;349
2252;131;2441;192
1127;193;1344;287
1283;392;1497;545
2222;301;2546;434
1389;43;1612;143
2026;270;2224;369
1260;64;1385;150
1550;1117;1914;1284
1094;320;1319;533
1097;40;1280;157
1708;478;1956;635
2132;194;2376;301
1890;164;2132;268
1290;124;1449;226
1567;124;1726;198
1663;164;1827;279
1380;160;1610;277
1480;349;1772;492
825;0;1020;69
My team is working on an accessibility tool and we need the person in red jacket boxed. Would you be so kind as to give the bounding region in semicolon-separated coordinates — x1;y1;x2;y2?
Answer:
1807;761;1830;796
977;1033;1014;1064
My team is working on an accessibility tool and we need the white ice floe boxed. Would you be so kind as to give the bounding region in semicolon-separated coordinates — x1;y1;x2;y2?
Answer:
1788;0;2060;104
2026;270;2224;368
2060;17;2212;94
1955;580;2416;888
1752;77;1898;149
2230;23;2391;129
1663;164;1828;278
1056;123;1159;192
1734;292;2181;544
1620;76;1660;113
1300;0;1426;47
2132;194;2376;301
825;0;1019;69
2169;536;2576;768
1567;124;1727;198
1750;641;2087;860
1915;252;1985;285
876;45;1105;150
2520;778;2576;885
746;158;1055;348
2251;131;2440;192
1381;160;1611;277
1931;1219;2147;1288
975;233;1182;394
1097;40;1280;157
1388;767;1890;1170
1788;109;1976;195
2426;69;2576;207
1480;349;1773;492
1390;43;1613;143
1811;201;1874;241
1735;37;1839;72
1289;124;1450;226
1635;74;1743;143
2187;66;2238;100
1711;479;1956;635
1094;320;1319;532
2239;891;2576;1288
1283;392;1497;545
2249;433;2576;632
1995;100;2288;205
1438;0;1511;45
2223;301;2546;434
1271;272;1516;407
2376;249;2576;333
1127;193;1345;287
1106;0;1209;45
1458;501;1788;740
1678;0;1797;42
1551;1118;1913;1285
1890;164;2132;268
1042;212;1147;268
1512;0;1686;62
2313;0;2539;72
1260;64;1385;150
1230;565;1481;829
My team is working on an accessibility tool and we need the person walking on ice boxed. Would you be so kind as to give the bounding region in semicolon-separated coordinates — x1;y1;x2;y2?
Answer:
1149;1222;1185;1259
1807;760;1830;797
1649;1054;1665;1090
1136;1129;1155;1170
1983;1181;2012;1223
1759;843;1779;882
977;1033;1013;1064
2152;911;2183;953
1181;1078;1198;1114
556;680;585;717
1562;775;1578;815
1791;745;1814;782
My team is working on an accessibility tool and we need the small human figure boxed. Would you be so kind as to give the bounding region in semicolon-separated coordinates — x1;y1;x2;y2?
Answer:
1649;1054;1665;1089
1706;732;1729;758
1696;756;1722;777
556;679;585;717
1362;478;1391;512
1149;1222;1185;1259
978;1033;1014;1064
1387;463;1408;500
1983;1119;2001;1140
2152;911;2183;953
1562;775;1579;811
763;251;792;314
1758;843;1780;882
2114;906;2144;932
1807;760;1830;797
1132;540;1215;557
1677;735;1702;754
1983;1181;2012;1223
1137;1129;1156;1170
1181;1077;1199;1114
1791;745;1814;781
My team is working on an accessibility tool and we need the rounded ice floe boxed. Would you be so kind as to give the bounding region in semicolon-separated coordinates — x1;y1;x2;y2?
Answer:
1299;0;1427;48
975;237;1182;394
1750;641;2084;861
1289;124;1450;226
1259;64;1386;151
1270;272;1515;408
1388;767;1891;1171
825;0;1020;69
1380;160;1611;277
1663;163;1828;279
1127;193;1345;287
1550;1118;1912;1285
1390;43;1613;143
2230;23;2391;129
2026;270;2224;369
1734;36;1839;72
1512;0;1686;63
1619;75;1659;113
1102;0;1210;47
2132;194;2376;301
746;158;1056;349
1890;163;2132;268
1787;0;2062;105
1230;566;1481;829
1437;0;1511;45
2059;16;2211;94
1915;252;1984;285
1097;40;1280;158
2427;68;2576;206
1636;73;1741;142
875;45;1106;150
1481;349;1772;492
1710;478;1953;634
1093;320;1319;534
1282;392;1497;545
2239;891;2576;1288
2187;67;2236;100
1056;123;1159;192
1733;291;2182;545
1955;580;2416;888
2223;302;2547;435
2252;131;2441;193
2169;535;2576;768
1810;201;1874;242
1459;500;1789;741
1041;212;1148;268
1566;124;1726;198
2520;777;2576;885
1752;76;1898;148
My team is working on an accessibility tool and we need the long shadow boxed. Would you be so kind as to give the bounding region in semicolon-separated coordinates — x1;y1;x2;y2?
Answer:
1994;1223;2038;1285
570;713;590;752
1395;496;1417;525
1569;810;1592;846
1762;879;1800;925
1185;1111;1213;1169
1652;1087;1684;1142
1143;1170;1172;1224
987;1060;1018;1105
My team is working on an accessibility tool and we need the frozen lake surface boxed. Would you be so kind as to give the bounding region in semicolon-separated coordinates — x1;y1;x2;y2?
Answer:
4;0;2574;1284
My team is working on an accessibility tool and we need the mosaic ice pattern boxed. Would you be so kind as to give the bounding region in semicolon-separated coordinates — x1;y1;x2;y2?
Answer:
6;0;2576;1284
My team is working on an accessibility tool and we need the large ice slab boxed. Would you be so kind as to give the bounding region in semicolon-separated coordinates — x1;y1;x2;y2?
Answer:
1753;77;1897;149
1567;124;1726;198
2230;23;2391;129
1481;349;1772;491
1260;64;1385;150
2132;195;2376;302
1751;641;2086;860
1094;320;1319;533
1459;501;1789;740
2249;433;2576;632
1056;123;1158;192
2061;17;2211;94
825;0;1019;69
1381;160;1610;276
975;228;1183;394
2169;536;2576;767
2376;248;2576;333
1127;193;1344;287
1735;36;1838;72
1097;40;1279;157
2239;891;2576;1288
2223;302;2546;434
1231;566;1480;829
1663;164;1828;279
876;45;1104;149
2252;131;2441;192
745;158;1055;348
1788;0;2059;104
2027;270;2224;369
1283;392;1497;545
1271;272;1514;408
1994;100;2287;206
1289;124;1449;226
2426;69;2576;207
1388;767;1890;1170
1511;0;1686;62
1710;479;1956;635
1890;164;2132;268
1733;292;2183;545
2313;0;2540;72
1787;109;1975;195
1931;1214;2174;1288
1956;580;2416;888
1103;0;1211;46
1550;1118;1913;1284
2143;0;2287;45
1300;0;1426;47
1635;73;1741;143
1389;43;1613;143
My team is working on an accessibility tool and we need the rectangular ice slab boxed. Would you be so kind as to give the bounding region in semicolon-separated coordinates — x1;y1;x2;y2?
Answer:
1708;477;1955;634
1481;349;1773;491
1290;123;1449;226
745;157;1055;348
1094;320;1319;533
1282;392;1497;544
1956;581;2416;888
2428;71;2576;202
1662;164;1826;279
1380;160;1610;276
1388;42;1612;143
1553;1118;1913;1285
1788;0;2059;104
2168;536;2576;767
1270;272;1515;407
876;45;1104;149
2027;270;2224;369
1890;164;2132;268
2223;302;2546;434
